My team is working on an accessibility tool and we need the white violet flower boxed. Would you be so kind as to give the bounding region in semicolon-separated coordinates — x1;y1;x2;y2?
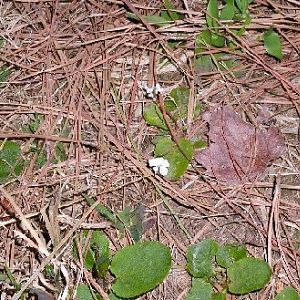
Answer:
148;157;170;177
142;83;164;99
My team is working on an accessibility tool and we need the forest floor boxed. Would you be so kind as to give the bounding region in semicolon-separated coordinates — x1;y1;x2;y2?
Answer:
0;0;299;299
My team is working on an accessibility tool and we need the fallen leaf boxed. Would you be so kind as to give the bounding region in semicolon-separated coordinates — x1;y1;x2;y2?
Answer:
195;107;285;184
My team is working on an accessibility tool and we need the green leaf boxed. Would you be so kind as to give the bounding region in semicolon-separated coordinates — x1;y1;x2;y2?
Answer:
118;204;144;242
274;287;300;300
0;160;12;184
186;239;219;278
220;0;235;20
186;278;213;300
216;244;247;268
206;0;219;28
127;12;169;27
161;0;183;21
0;141;21;166
210;33;225;47
195;55;214;73
0;65;10;83
91;231;110;278
143;103;168;130
227;257;272;294
235;0;252;15
165;86;201;121
263;28;283;60
76;283;103;300
154;137;193;180
83;194;124;232
110;241;171;298
108;292;124;300
212;292;227;300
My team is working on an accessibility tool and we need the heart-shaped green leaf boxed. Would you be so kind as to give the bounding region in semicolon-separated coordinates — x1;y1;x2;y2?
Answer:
111;241;171;298
227;257;272;294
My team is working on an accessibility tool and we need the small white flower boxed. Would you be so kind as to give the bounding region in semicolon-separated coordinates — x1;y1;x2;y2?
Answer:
148;157;170;176
141;83;164;99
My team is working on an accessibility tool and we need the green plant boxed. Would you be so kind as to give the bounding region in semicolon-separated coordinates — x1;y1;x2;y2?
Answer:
75;239;172;300
0;140;24;183
196;0;283;74
186;239;272;298
74;236;280;299
143;86;205;180
274;287;300;300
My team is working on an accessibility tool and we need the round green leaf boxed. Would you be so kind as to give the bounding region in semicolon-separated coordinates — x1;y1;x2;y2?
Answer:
186;278;213;300
274;287;300;300
263;28;283;60
216;244;247;268
227;257;272;294
110;241;171;298
186;239;218;278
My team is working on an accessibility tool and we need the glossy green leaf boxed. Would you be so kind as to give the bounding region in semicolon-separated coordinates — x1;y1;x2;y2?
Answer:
263;28;283;60
206;0;219;28
227;257;272;294
154;137;193;180
143;103;168;130
111;241;171;298
187;239;219;278
216;244;247;268
76;283;102;300
186;278;213;300
274;287;300;300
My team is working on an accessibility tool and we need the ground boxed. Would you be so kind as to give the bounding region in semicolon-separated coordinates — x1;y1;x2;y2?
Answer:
0;0;299;299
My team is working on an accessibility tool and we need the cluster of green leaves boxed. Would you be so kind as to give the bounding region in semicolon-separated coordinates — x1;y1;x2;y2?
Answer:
186;239;271;298
75;239;171;300
0;141;24;184
143;86;205;180
196;0;283;74
75;234;299;300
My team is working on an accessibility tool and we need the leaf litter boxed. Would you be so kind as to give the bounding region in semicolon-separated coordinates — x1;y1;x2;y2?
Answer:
195;107;285;184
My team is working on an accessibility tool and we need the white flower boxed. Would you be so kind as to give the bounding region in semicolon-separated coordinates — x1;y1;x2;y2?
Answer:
148;157;170;176
142;83;164;99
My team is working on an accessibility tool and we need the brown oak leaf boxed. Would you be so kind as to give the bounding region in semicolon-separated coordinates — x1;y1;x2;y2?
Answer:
195;107;285;184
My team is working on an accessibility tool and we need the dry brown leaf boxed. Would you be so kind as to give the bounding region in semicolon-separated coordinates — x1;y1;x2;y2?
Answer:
195;107;285;184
